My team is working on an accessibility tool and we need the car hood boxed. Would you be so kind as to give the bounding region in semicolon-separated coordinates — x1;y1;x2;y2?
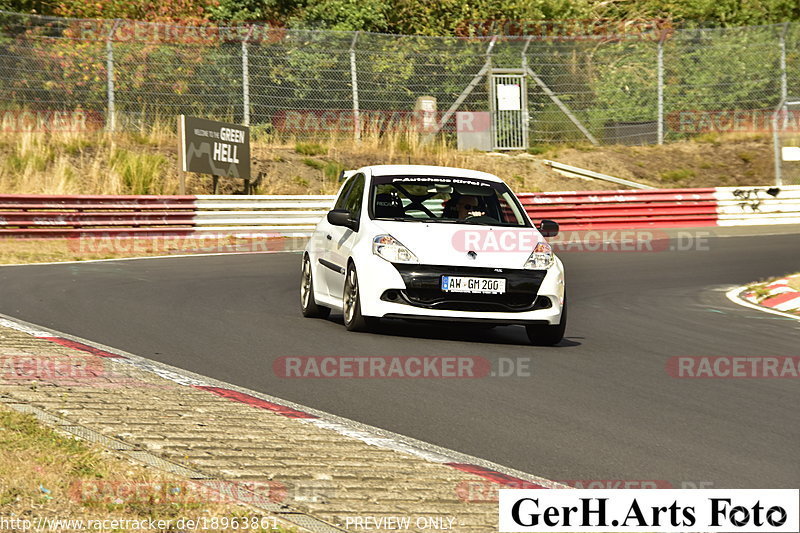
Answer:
371;220;545;269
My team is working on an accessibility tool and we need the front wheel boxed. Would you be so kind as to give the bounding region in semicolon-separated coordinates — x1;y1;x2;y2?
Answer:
525;296;567;346
300;255;330;319
342;264;378;332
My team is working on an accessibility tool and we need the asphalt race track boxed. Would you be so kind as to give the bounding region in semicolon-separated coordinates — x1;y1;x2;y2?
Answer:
0;231;798;489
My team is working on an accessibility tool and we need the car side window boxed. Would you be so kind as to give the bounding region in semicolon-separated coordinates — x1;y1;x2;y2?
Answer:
344;174;365;220
334;177;355;210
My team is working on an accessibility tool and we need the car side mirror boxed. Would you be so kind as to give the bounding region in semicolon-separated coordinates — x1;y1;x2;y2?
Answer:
327;209;357;230
538;219;559;237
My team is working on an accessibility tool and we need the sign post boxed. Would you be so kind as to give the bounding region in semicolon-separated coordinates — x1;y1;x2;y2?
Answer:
178;115;251;194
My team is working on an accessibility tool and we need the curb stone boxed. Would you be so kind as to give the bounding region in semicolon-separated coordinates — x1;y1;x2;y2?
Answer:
0;315;566;533
742;274;800;314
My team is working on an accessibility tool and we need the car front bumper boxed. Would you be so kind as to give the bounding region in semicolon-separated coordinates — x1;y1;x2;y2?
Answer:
357;255;565;325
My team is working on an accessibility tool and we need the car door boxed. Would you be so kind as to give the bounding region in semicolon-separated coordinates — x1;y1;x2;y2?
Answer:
321;173;365;300
324;173;365;300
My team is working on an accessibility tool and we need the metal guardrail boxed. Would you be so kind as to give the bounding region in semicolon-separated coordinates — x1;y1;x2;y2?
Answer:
517;188;718;229
541;160;657;190
193;195;335;234
0;195;197;237
1;187;798;237
715;185;800;226
0;195;335;237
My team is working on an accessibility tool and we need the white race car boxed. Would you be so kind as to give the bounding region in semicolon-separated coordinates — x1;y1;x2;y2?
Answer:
300;165;567;345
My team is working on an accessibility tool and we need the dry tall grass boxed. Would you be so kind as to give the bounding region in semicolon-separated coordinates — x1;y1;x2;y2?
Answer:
0;120;534;195
0;124;175;195
0;120;770;195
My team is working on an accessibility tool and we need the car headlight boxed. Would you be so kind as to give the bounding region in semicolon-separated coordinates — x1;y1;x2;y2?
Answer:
524;242;554;269
372;234;418;264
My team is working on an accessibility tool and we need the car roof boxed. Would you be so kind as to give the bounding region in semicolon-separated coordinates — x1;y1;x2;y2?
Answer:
361;165;504;183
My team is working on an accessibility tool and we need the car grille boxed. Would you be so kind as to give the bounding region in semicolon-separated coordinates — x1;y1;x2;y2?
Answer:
386;264;548;313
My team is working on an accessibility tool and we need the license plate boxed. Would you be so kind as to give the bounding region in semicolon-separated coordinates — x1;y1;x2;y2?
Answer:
441;276;506;294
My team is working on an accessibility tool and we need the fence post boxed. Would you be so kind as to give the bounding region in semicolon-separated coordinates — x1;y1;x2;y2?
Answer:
350;31;360;141
105;20;120;132
242;29;252;126
772;104;782;187
779;23;788;128
657;35;664;145
521;36;533;146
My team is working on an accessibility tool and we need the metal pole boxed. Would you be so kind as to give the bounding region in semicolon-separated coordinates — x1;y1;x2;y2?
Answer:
242;41;250;126
657;37;664;145
241;25;254;126
105;20;120;132
779;23;788;129
772;107;782;186
177;115;187;195
521;36;533;148
350;31;360;141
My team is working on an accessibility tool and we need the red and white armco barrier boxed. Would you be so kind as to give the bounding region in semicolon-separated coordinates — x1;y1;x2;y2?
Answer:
517;188;719;229
518;185;800;229
0;194;333;238
0;186;798;237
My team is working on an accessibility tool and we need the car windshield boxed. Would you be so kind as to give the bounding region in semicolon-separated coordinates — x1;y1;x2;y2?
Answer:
369;175;531;227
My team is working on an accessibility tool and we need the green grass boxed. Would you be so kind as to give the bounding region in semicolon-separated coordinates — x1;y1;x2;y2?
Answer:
292;175;310;187
110;148;166;194
0;408;103;478
6;144;54;173
0;405;295;531
302;158;324;170
526;144;558;156
692;132;721;144
322;160;346;180
294;142;327;156
660;168;696;183
60;137;93;155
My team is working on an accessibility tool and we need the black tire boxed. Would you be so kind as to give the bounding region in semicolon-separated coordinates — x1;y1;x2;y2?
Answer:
525;295;567;346
342;264;378;332
300;255;330;319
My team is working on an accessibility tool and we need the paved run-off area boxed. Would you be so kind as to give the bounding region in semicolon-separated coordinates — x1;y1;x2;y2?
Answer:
0;321;561;533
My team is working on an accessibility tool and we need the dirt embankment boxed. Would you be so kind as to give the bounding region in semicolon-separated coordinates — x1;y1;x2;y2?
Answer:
0;130;775;195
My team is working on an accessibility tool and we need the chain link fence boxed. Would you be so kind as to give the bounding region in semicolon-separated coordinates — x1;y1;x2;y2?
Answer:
1;10;799;154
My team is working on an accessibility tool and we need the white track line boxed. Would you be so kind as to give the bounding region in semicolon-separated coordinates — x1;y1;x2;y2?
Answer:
0;249;302;267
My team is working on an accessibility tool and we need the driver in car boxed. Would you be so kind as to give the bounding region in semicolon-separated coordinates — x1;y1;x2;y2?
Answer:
454;195;484;220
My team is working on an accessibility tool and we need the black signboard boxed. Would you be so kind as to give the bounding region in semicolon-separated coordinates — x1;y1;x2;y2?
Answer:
179;115;250;180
